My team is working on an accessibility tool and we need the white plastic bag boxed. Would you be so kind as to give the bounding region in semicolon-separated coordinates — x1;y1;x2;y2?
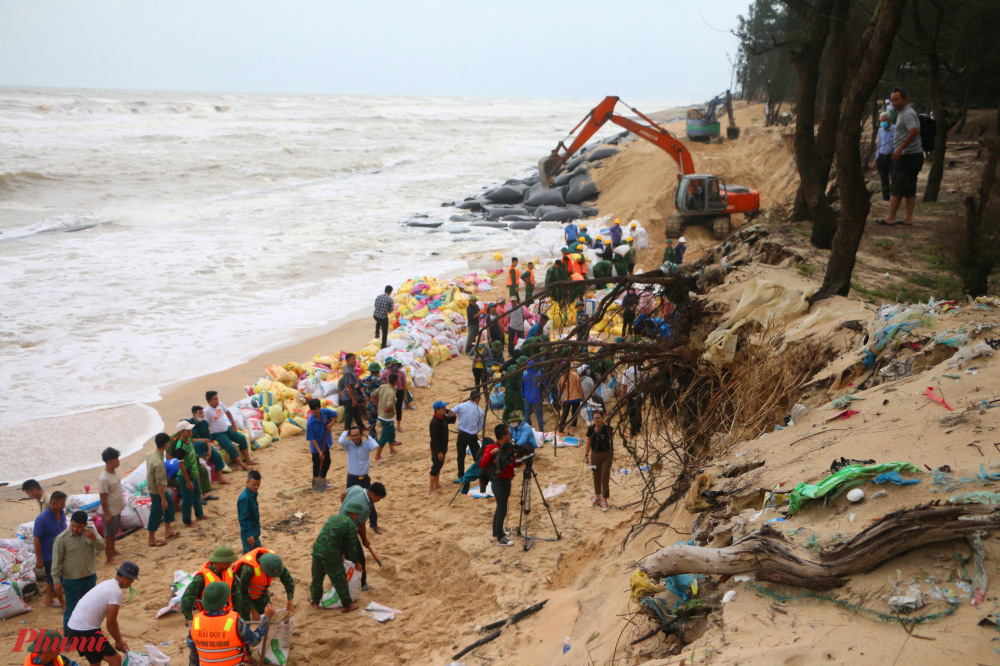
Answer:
67;494;102;515
122;652;150;666
261;614;295;665
0;582;31;619
144;645;170;666
122;463;148;492
318;560;362;609
156;570;194;618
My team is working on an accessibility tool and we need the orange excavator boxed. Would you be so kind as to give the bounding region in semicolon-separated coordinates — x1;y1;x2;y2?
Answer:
538;96;760;240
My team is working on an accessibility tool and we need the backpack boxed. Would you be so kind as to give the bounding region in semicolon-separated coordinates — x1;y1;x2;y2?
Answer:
918;114;936;153
487;443;515;479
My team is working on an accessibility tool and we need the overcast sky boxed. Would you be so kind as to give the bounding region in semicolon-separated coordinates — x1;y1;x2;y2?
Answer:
0;0;748;101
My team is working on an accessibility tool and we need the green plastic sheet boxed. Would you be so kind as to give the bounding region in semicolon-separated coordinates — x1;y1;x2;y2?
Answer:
788;462;921;515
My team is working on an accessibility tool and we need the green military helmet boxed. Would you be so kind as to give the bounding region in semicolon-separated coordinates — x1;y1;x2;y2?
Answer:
508;410;524;422
516;356;528;365
367;362;382;374
201;581;232;612
209;545;239;563
30;629;63;654
259;553;284;577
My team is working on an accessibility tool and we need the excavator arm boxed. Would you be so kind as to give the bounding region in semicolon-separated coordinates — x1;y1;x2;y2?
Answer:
539;96;695;187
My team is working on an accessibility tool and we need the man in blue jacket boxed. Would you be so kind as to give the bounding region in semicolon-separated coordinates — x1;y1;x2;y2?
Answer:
507;409;537;450
520;360;545;433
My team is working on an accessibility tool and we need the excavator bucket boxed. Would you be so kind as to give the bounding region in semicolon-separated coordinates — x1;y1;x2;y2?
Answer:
538;155;562;189
727;126;741;140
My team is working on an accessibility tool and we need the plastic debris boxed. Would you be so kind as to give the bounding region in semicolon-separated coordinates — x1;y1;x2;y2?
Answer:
871;491;887;499
789;462;921;515
722;590;736;603
967;535;987;607
949;490;1000;505
923;387;953;411
872;471;921;486
359;601;400;622
945;341;993;369
629;570;665;604
828;394;864;410
889;584;926;612
826;409;860;421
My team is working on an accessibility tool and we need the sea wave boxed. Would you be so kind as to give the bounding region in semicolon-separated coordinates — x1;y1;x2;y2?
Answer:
0;214;103;240
0;170;54;189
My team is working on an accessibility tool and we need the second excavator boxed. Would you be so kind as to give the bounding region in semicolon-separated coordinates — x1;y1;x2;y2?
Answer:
538;96;759;240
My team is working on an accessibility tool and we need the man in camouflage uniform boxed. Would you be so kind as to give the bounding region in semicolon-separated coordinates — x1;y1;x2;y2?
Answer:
502;357;525;422
309;514;364;613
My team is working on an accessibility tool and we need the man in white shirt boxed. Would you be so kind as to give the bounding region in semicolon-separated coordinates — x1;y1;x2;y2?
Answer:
338;428;383;533
65;562;139;666
451;391;485;481
203;390;254;471
879;87;924;227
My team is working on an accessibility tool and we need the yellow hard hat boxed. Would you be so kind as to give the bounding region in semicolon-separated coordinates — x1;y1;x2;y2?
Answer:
580;225;587;231
596;234;602;240
604;238;611;244
630;221;637;227
614;218;620;224
626;237;633;242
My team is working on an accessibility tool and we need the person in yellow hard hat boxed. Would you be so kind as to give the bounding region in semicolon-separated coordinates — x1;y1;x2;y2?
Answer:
600;236;613;262
625;237;637;275
592;234;603;250
578;225;593;246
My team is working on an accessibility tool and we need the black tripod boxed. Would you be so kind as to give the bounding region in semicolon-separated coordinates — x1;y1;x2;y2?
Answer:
514;463;562;552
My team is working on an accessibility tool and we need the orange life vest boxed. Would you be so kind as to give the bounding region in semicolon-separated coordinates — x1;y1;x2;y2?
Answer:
522;268;535;286
231;547;275;600
195;564;234;614
506;265;520;286
25;655;67;666
191;610;244;666
566;257;582;275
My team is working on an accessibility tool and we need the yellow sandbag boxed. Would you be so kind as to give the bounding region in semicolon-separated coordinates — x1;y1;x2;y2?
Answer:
313;355;338;366
413;306;429;319
253;378;273;394
361;344;379;357
593;319;608;333
610;325;623;336
284;362;304;376
278;421;301;438
438;345;452;362
393;294;408;304
284;401;307;420
367;338;382;347
400;279;414;293
266;404;284;424
429;286;444;296
253;435;272;449
289;415;307;429
492;252;503;261
218;448;233;465
261;420;280;440
265;364;295;384
257;391;280;408
333;405;345;422
427;347;441;366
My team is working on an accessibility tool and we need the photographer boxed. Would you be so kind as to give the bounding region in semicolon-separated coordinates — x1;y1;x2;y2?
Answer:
479;423;524;547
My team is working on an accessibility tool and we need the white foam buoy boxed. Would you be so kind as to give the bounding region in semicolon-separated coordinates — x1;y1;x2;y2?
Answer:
847;488;865;503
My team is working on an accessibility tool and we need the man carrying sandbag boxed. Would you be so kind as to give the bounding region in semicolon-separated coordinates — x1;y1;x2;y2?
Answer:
181;546;243;623
65;561;139;666
188;582;272;666
231;548;294;621
309;514;364;613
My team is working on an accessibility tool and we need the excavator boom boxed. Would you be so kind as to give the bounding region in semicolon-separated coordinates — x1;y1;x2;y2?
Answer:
538;96;695;187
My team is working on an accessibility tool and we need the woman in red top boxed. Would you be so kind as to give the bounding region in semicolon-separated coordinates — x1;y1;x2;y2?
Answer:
479;424;520;546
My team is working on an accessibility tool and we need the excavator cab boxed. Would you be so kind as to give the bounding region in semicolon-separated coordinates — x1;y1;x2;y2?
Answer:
667;175;732;240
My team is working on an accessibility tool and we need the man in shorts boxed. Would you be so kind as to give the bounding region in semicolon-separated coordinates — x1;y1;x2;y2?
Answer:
97;448;124;565
878;87;924;226
65;562;140;666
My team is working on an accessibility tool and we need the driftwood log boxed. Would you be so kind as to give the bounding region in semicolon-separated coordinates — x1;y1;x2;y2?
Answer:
641;502;999;590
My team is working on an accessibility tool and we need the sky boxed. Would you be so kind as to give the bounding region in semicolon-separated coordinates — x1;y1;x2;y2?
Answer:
0;0;748;101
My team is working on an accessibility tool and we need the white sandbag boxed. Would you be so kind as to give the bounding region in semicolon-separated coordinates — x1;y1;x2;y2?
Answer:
123;463;148;493
228;408;247;431
261;614;295;665
613;244;630;257
0;582;31;619
318;560;362;609
67;494;102;515
122;652;148;666
635;226;650;249
232;397;255;409
0;539;22;552
16;523;34;541
156;570;194;618
144;645;170;666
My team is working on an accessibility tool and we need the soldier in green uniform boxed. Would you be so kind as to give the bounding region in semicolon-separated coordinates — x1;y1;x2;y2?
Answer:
309;514;364;613
662;239;677;264
592;260;613;289
502;356;526;422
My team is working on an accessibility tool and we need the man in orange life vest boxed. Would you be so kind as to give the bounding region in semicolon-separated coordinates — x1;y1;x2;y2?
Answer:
506;257;520;299
231;548;295;621
521;262;535;303
188;582;272;666
181;546;242;624
23;630;81;666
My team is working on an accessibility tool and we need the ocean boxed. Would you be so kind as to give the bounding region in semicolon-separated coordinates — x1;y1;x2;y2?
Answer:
0;87;675;482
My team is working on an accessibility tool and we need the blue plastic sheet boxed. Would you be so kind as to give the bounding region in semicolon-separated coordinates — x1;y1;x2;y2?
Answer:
872;471;921;485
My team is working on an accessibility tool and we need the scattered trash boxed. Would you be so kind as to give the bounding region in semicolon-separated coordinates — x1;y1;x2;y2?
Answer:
359;601;400;622
789;462;921;515
950;491;1000;505
923;387;953;411
849;513;856;523
542;484;567;499
872;471;921;486
967;535;987;607
888;584;926;612
828;394;864;410
847;489;865;503
629;570;665;603
945;341;993;369
733;575;751;582
789;403;810;426
871;491;887;499
722;590;737;603
826;409;860;421
880;357;914;382
831;457;876;473
941;373;962;380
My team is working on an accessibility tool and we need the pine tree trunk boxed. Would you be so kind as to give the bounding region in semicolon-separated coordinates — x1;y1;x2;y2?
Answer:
922;51;948;202
819;0;908;299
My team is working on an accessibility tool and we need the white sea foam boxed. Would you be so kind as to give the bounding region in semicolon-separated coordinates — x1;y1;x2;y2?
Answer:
0;87;677;481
